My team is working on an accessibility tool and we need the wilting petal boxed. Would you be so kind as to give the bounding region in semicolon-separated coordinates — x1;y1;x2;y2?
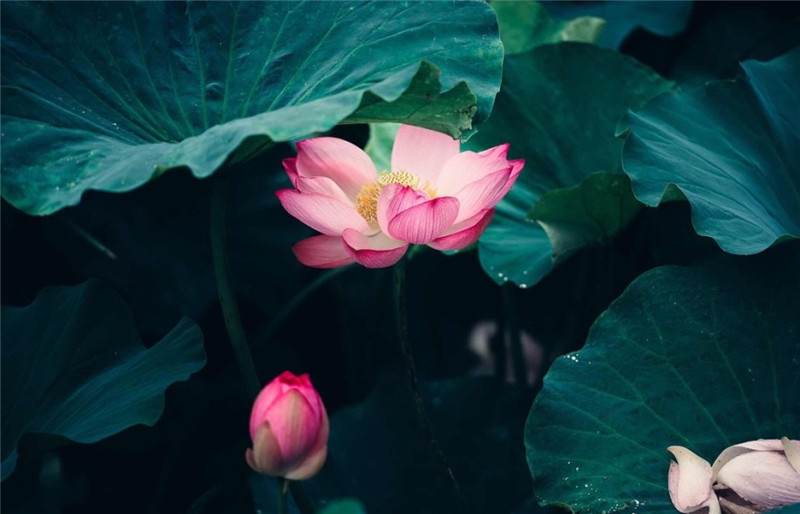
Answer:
711;439;786;478
296;137;377;199
342;229;408;268
292;235;354;269
667;446;718;514
436;144;513;196
428;208;494;251
276;189;368;236
294;176;352;205
387;197;460;244
451;167;513;223
782;437;800;474
716;488;762;514
391;124;460;182
715;449;800;509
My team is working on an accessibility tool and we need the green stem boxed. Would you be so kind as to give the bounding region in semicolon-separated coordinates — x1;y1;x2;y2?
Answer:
502;284;526;386
210;177;261;399
289;481;316;514
393;260;469;513
278;478;289;514
263;266;350;343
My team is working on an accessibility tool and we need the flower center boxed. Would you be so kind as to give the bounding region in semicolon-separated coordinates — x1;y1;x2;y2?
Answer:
355;171;436;225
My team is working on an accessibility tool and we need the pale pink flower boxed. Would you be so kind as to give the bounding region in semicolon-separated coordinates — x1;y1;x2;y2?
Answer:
667;438;800;514
276;125;523;268
246;371;328;480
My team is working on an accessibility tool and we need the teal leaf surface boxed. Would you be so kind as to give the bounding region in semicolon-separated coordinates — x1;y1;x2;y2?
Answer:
525;245;800;513
1;280;206;480
0;1;502;215
470;43;672;286
543;1;692;48
620;46;800;254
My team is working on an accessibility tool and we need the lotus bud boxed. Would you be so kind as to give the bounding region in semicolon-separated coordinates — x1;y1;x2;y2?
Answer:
245;371;329;480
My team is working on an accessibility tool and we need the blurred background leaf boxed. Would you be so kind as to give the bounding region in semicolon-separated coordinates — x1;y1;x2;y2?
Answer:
492;0;605;55
542;1;692;49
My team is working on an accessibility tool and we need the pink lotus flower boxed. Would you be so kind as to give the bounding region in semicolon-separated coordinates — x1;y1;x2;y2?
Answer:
246;371;329;480
667;438;800;514
276;125;523;268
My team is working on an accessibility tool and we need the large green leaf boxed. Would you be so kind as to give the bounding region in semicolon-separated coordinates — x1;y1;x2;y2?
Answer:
542;1;692;49
620;46;800;254
0;1;502;215
525;244;800;513
470;43;673;286
1;280;206;480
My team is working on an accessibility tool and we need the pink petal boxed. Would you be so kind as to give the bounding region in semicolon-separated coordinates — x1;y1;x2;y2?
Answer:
667;446;717;513
782;437;800;474
342;229;408;268
451;167;513;223
479;143;510;160
377;184;428;235
715;449;800;509
387;197;460;244
296;137;377;199
247;423;285;476
712;439;785;478
276;189;368;236
283;157;299;187
264;390;320;469
428;208;494;251
292;235;354;269
391;124;460;182
435;144;515;197
285;445;328;481
294;176;352;205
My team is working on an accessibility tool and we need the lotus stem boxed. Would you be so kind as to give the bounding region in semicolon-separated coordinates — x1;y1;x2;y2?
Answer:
278;478;289;514
502;284;526;385
210;176;261;399
289;481;316;514
263;265;350;343
393;258;469;513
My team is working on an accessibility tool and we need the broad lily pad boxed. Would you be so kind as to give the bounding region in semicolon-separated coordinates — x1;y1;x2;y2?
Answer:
620;46;800;254
1;280;206;480
525;245;800;513
470;43;673;286
0;1;502;215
